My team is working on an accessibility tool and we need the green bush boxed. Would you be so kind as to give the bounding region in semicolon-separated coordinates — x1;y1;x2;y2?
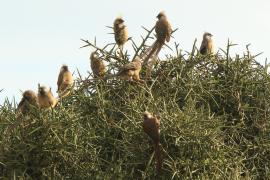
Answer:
1;38;270;179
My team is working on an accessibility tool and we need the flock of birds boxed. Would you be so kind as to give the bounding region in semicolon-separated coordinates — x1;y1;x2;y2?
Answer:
15;11;214;174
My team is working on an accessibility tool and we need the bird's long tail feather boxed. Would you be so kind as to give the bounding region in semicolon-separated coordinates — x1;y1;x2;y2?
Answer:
117;45;125;60
154;143;162;175
142;40;160;65
143;40;164;78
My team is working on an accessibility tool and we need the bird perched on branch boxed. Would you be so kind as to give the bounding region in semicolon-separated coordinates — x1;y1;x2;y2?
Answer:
142;111;162;175
143;11;172;64
17;90;38;115
90;51;106;78
38;84;58;109
57;65;73;98
199;32;214;55
113;17;128;54
114;56;142;81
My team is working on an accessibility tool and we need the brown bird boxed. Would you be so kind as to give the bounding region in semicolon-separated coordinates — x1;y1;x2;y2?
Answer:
143;11;172;64
17;90;38;115
113;17;128;54
142;111;162;174
90;51;106;78
38;84;58;109
57;64;74;98
115;56;142;81
199;32;214;55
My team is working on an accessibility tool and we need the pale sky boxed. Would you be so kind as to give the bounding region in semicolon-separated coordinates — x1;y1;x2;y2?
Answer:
1;0;270;104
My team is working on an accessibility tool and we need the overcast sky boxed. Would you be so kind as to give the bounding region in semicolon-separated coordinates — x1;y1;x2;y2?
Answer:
1;0;270;104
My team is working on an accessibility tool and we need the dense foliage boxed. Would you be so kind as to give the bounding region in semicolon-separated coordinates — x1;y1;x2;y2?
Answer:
1;39;270;179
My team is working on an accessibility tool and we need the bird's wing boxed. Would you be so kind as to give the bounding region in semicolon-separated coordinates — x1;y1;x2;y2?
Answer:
155;19;170;43
17;98;25;110
199;40;207;54
166;22;172;42
57;73;63;91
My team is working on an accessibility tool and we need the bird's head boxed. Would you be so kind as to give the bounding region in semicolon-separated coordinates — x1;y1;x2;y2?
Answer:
38;84;50;96
23;90;37;102
114;17;125;27
157;11;166;20
133;56;142;63
61;64;68;72
143;111;153;119
203;32;213;39
90;51;99;60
